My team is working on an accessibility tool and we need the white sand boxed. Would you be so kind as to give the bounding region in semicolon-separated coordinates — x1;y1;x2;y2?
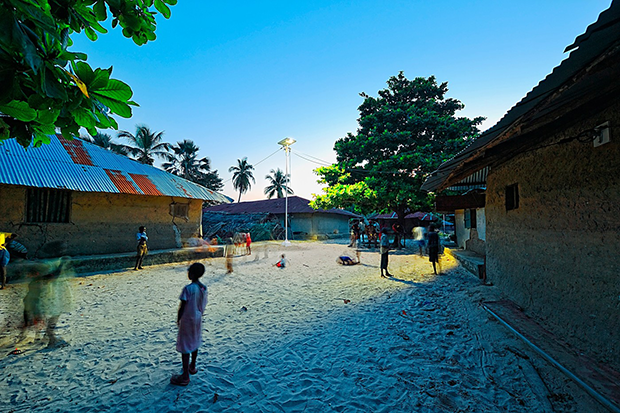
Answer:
0;240;606;412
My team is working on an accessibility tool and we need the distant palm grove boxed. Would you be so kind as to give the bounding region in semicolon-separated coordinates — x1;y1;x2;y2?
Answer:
82;124;224;191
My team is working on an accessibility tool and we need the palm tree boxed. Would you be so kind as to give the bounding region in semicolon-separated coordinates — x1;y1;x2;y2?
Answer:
118;124;169;165
264;168;293;199
163;139;223;190
82;132;129;156
229;157;255;202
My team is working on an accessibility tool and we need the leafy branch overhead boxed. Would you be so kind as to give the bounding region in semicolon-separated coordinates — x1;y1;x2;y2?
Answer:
0;0;177;148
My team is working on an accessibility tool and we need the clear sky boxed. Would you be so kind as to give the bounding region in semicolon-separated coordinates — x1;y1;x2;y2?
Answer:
72;1;612;202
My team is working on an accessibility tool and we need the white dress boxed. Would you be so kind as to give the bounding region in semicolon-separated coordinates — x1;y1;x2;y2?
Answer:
176;282;208;353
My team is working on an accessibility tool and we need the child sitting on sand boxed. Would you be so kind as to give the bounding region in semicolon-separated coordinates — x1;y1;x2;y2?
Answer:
171;263;208;386
274;254;287;268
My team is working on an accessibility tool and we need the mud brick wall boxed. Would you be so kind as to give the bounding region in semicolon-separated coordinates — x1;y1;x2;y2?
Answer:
0;188;203;257
485;103;620;368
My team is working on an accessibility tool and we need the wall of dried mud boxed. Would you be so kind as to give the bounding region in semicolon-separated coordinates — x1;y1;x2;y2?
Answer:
485;103;620;368
0;188;203;257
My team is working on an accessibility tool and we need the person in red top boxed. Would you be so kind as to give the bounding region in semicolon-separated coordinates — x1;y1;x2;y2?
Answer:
245;232;252;255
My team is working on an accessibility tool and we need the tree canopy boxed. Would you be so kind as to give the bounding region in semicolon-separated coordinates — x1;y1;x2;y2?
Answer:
311;72;484;219
82;131;128;155
118;124;169;165
0;0;177;148
163;139;223;191
264;168;293;199
229;157;255;202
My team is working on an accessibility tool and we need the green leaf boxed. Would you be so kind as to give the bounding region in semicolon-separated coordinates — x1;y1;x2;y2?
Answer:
33;133;52;147
72;108;96;129
88;69;111;91
92;94;132;118
74;61;96;84
154;0;171;19
0;100;37;122
33;123;57;136
37;108;60;124
93;0;107;20
92;79;133;101
85;27;98;41
164;0;178;5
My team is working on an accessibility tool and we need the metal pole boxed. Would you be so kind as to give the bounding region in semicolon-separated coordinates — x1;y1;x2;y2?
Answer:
283;145;291;246
483;305;620;413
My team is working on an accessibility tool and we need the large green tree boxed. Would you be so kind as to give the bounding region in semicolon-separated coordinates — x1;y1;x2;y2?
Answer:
312;72;483;221
229;157;255;202
163;139;223;191
0;0;177;148
119;124;169;165
264;168;293;199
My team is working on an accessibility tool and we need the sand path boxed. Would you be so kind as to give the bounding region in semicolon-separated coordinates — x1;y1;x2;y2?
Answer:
0;241;605;412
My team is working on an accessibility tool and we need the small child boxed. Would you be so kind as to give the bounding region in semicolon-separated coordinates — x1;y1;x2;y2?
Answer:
171;263;208;386
274;254;287;268
134;226;148;270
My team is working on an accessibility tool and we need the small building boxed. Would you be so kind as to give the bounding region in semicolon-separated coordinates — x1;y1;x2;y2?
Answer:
204;196;359;239
370;211;445;237
0;134;229;257
422;3;620;368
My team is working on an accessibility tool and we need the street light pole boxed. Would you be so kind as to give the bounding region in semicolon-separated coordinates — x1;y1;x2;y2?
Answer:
278;137;296;246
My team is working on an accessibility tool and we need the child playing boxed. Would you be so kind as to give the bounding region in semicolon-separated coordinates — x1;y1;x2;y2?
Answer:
274;254;287;268
171;263;208;386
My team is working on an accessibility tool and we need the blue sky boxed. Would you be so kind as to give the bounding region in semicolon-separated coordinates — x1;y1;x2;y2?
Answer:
73;1;612;201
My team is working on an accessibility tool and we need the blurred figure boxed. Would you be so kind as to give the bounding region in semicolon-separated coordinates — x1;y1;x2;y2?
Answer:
392;222;404;249
245;232;252;256
23;241;74;347
380;228;393;278
0;239;9;289
427;224;442;275
134;226;148;270
337;250;361;266
358;220;366;245
413;226;427;256
225;238;234;273
7;233;28;260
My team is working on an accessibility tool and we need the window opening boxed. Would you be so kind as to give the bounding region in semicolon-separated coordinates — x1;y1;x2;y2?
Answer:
26;188;71;223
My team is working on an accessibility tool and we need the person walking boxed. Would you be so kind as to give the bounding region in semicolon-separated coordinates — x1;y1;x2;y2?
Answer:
427;224;442;275
380;228;393;278
171;263;208;386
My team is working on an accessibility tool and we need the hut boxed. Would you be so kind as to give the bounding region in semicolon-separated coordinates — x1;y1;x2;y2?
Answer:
422;2;620;368
0;134;229;257
204;196;359;239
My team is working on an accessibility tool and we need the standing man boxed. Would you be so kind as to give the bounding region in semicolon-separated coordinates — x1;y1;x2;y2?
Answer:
380;228;393;278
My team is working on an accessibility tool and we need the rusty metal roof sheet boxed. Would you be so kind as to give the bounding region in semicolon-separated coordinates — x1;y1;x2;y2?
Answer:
0;134;230;203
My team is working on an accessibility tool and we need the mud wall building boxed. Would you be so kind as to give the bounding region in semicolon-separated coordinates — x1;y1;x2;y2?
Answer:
422;3;620;368
0;135;229;257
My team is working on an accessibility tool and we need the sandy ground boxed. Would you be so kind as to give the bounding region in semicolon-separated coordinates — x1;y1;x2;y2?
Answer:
0;240;606;413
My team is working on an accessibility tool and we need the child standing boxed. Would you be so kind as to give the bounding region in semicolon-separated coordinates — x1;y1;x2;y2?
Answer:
171;263;208;386
134;226;148;271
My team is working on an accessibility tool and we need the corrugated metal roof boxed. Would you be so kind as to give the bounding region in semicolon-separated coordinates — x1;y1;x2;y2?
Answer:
205;196;360;218
0;134;230;203
422;1;620;192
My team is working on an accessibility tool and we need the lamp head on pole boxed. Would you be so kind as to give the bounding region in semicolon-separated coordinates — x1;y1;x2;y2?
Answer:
278;137;296;147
